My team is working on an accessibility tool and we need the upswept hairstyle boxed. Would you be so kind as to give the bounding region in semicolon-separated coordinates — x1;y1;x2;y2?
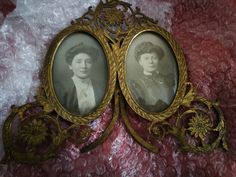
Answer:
134;42;164;61
65;43;99;64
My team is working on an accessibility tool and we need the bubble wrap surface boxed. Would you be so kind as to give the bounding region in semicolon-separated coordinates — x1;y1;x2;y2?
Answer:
0;0;236;176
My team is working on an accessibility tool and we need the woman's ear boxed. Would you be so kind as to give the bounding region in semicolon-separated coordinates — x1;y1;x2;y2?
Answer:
69;65;72;70
138;58;143;66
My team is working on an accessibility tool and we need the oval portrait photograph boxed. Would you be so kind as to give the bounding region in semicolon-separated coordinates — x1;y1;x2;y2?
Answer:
52;32;108;116
126;32;178;113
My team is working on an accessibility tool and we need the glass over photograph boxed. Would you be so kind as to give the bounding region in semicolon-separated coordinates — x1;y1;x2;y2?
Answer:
126;32;178;113
52;33;108;115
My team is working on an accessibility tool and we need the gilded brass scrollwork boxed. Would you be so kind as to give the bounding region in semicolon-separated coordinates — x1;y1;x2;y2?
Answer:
147;83;227;153
1;0;227;163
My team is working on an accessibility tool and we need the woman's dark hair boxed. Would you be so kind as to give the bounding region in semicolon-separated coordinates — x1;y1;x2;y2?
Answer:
134;42;164;61
65;43;99;64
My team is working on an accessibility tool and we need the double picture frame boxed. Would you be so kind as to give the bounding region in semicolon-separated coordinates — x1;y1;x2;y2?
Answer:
43;23;187;123
2;1;227;163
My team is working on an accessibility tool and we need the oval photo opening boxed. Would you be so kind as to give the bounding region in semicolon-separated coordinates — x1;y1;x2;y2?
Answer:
126;32;178;113
52;32;108;116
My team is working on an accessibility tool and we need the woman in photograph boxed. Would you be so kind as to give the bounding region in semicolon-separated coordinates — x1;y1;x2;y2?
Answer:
57;43;104;115
129;42;175;112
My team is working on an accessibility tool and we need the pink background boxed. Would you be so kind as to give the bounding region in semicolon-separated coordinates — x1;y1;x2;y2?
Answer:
0;0;236;176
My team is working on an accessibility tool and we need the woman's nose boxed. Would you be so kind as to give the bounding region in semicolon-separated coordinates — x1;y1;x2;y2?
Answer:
81;61;87;68
149;58;154;63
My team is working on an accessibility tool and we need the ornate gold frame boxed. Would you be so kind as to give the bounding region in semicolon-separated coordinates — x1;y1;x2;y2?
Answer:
43;24;116;124
118;24;187;121
1;0;228;164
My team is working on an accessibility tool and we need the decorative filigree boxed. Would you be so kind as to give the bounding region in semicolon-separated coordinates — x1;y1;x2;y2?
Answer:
2;90;91;163
103;8;124;26
1;0;227;163
146;83;227;153
19;119;48;146
72;0;156;43
187;112;212;141
149;121;170;140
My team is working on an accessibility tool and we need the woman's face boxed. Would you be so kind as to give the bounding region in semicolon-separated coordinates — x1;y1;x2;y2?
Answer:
69;53;93;79
138;52;159;74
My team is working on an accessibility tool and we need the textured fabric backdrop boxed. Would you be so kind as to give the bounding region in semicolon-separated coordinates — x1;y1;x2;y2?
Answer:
0;0;236;176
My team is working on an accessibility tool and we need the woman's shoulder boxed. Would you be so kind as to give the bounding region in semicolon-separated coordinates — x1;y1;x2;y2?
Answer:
54;78;75;93
133;75;151;87
128;78;146;98
129;78;144;90
158;73;175;87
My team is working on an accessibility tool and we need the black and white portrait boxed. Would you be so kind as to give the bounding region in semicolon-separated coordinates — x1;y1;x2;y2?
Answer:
52;33;108;115
126;32;178;113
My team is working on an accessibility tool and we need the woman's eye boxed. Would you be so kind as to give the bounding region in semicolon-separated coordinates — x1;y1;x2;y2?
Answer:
152;57;157;60
86;60;92;64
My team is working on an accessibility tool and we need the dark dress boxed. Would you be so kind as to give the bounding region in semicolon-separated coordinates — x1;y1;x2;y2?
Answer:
129;72;175;112
55;78;104;115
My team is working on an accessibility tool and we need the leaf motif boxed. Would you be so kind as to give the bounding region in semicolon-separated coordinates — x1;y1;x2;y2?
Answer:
18;111;24;120
36;95;54;113
182;83;196;107
43;104;54;113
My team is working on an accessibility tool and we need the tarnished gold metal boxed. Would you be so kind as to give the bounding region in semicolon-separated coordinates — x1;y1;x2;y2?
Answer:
81;84;120;153
2;90;93;163
148;83;228;153
118;25;187;121
1;0;227;163
120;96;159;153
43;25;117;124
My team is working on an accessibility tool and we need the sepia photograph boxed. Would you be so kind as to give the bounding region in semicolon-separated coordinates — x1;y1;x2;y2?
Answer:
52;33;108;115
126;32;178;113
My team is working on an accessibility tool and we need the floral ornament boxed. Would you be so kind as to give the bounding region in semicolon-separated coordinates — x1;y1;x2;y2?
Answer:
19;119;48;146
149;122;170;139
103;8;124;26
187;113;212;141
1;0;228;164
